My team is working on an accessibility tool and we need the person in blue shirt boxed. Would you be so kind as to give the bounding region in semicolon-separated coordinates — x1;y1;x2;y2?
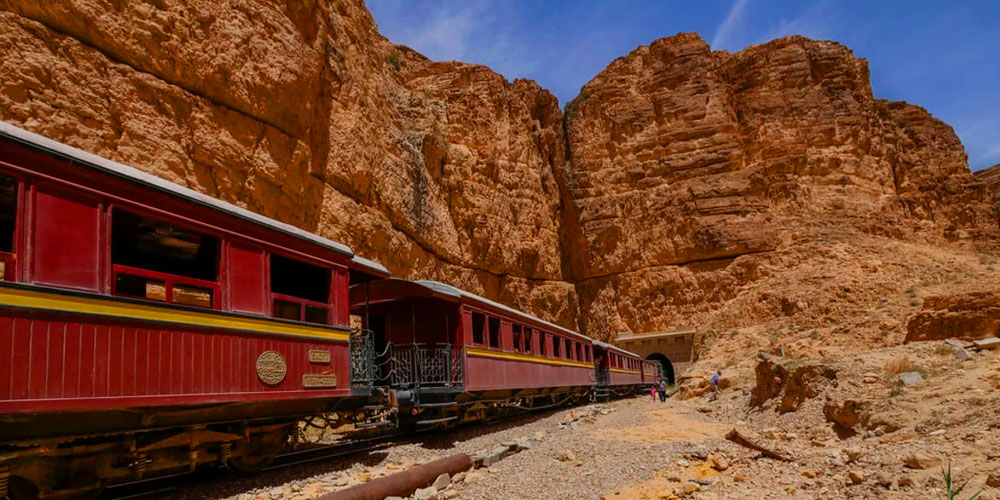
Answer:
710;370;722;400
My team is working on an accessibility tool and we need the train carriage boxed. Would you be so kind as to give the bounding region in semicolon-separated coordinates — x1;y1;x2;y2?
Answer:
349;279;601;425
641;360;663;385
593;341;644;390
0;122;388;498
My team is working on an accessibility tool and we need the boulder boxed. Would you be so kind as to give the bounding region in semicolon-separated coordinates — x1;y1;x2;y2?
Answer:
413;486;439;500
973;337;1000;350
898;372;925;386
431;473;451;490
903;452;940;469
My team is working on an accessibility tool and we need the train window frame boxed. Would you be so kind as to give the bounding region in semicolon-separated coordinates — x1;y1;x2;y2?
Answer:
472;312;486;345
552;334;560;357
576;343;583;362
512;323;523;353
488;316;501;349
0;172;20;281
269;252;332;325
524;327;533;355
110;207;220;309
538;331;547;357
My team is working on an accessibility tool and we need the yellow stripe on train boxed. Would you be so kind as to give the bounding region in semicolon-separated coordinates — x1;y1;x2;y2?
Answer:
466;347;594;369
0;286;349;341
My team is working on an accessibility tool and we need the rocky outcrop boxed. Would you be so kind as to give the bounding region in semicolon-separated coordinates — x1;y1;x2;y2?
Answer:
750;355;837;413
905;291;1000;342
0;3;996;341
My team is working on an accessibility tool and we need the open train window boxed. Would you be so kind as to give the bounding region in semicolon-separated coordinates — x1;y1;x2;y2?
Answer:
576;343;583;361
112;210;218;308
538;332;546;356
0;175;17;280
512;324;523;352
488;317;500;348
270;254;330;324
552;336;560;357
524;328;533;355
472;312;485;344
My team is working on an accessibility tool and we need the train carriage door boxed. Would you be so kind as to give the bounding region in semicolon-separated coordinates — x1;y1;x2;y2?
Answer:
29;183;103;291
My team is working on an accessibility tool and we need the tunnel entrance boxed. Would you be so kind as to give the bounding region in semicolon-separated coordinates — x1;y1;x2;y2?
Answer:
645;353;675;385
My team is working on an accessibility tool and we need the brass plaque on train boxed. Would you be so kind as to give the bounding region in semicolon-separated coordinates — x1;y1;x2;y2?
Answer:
308;349;331;364
256;350;287;385
302;374;337;388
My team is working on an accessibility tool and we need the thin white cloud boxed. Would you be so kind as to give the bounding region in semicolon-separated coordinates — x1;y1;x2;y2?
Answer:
408;7;479;61
763;0;835;43
711;0;751;50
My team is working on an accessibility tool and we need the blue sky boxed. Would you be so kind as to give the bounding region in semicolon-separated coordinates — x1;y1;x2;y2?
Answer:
367;0;999;171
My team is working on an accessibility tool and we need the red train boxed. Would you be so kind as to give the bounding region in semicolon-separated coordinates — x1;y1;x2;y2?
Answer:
0;121;658;499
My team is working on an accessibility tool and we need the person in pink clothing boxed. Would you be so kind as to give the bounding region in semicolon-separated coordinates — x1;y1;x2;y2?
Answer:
650;384;657;401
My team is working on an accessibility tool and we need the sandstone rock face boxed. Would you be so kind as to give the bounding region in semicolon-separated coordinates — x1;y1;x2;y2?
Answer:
0;4;996;344
0;0;578;326
905;291;1000;342
564;34;998;338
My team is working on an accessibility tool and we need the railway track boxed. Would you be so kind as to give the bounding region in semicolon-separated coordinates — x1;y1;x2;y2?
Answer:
99;431;415;500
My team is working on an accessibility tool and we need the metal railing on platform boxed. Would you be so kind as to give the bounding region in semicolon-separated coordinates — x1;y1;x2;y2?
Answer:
383;343;465;389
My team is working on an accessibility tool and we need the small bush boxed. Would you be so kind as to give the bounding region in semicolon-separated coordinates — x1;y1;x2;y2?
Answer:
884;356;917;375
385;53;401;71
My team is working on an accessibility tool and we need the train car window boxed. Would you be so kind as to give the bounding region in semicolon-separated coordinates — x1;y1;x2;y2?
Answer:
272;299;300;321
488;317;501;348
112;209;218;307
472;312;485;344
0;175;17;280
587;346;592;362
576;343;583;361
552;335;560;357
512;324;523;353
269;254;330;324
538;332;546;356
524;328;533;355
270;254;329;303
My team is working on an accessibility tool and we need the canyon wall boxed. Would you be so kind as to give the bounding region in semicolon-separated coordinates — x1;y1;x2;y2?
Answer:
564;33;998;339
0;0;996;345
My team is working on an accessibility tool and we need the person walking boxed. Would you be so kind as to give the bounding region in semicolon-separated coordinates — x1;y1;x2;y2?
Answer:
710;370;722;401
650;384;657;401
657;379;667;402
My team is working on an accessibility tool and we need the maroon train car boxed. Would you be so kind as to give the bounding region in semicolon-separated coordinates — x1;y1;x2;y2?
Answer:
0;122;388;498
593;341;645;390
349;279;643;426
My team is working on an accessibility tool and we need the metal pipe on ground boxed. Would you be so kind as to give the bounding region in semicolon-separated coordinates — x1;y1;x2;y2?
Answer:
317;453;472;500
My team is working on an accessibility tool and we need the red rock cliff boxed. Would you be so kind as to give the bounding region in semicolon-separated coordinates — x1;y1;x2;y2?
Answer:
564;34;998;339
0;3;996;346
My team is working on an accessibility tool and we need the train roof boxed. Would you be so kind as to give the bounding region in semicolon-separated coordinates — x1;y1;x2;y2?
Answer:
0;120;389;278
592;340;641;358
406;280;591;343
